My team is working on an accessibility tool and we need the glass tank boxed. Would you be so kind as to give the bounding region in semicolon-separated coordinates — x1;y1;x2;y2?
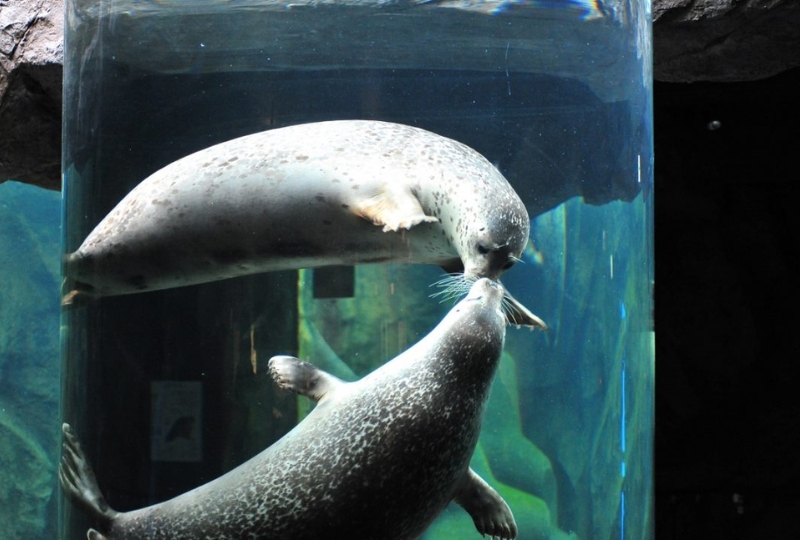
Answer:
60;1;653;539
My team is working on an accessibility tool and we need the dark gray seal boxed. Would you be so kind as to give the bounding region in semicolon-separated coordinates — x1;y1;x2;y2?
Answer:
64;120;544;328
60;278;518;539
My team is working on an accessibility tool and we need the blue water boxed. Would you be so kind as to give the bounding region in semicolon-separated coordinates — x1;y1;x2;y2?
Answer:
56;1;654;539
0;181;61;538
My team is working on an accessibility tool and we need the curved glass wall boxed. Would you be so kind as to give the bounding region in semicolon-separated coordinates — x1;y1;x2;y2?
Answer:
61;1;653;539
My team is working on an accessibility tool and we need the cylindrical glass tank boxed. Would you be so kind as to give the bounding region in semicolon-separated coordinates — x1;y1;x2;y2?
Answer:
61;1;653;539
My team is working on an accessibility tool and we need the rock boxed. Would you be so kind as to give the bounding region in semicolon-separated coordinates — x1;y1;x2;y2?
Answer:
480;352;559;519
654;0;800;82
498;194;654;540
0;408;56;538
0;0;63;191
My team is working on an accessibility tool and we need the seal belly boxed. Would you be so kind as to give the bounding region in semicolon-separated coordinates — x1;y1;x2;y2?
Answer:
66;124;463;296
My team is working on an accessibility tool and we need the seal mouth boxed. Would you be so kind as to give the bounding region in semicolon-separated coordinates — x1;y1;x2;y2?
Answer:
464;277;503;300
465;240;524;280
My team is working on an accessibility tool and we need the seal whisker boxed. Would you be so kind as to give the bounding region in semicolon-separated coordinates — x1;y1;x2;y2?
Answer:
429;273;463;289
500;295;520;320
429;273;476;304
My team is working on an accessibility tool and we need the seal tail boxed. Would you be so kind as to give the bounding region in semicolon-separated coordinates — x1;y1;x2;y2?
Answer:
59;423;118;537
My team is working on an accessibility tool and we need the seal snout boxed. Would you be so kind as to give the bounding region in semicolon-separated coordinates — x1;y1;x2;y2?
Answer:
465;243;521;282
465;277;504;303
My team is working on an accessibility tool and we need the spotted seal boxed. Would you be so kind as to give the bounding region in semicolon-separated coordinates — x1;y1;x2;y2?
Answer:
60;278;517;539
64;120;544;328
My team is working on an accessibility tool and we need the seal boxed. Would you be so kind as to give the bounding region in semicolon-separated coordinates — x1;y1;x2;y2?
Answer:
64;120;544;328
60;278;517;540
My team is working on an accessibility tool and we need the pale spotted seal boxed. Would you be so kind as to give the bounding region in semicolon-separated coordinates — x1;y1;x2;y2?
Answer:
60;278;517;539
64;120;544;328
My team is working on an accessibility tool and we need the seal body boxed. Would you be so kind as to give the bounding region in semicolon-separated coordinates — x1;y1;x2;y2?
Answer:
61;279;517;540
64;120;544;327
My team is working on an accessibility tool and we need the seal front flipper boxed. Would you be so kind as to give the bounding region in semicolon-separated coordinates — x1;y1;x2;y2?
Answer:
59;423;118;538
61;252;98;305
453;467;518;540
351;187;439;232
268;355;346;403
503;290;548;330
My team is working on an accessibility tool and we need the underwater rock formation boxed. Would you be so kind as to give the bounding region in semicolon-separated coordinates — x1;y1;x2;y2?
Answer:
500;198;654;540
0;181;61;538
481;352;559;518
0;409;55;538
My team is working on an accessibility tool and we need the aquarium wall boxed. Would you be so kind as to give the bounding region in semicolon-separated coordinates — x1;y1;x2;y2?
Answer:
61;1;653;539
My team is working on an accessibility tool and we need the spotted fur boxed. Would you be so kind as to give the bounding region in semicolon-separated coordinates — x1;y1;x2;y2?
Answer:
61;279;516;540
64;120;543;328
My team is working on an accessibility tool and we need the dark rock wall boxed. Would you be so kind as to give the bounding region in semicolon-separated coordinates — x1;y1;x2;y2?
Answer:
0;0;63;190
655;68;800;539
654;0;800;82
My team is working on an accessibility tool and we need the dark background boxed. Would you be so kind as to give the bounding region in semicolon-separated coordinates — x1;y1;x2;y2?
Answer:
654;67;800;539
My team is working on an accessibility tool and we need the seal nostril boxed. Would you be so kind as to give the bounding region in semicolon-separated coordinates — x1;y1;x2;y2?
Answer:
477;244;489;255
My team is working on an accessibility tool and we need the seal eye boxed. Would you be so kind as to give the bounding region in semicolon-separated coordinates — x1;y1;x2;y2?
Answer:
502;260;515;271
477;244;489;255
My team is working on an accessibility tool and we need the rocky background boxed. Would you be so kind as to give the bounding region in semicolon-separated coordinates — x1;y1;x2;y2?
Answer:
2;0;800;538
0;180;59;539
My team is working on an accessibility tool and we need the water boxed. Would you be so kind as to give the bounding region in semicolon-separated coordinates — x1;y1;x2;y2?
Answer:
0;182;61;539
59;1;653;539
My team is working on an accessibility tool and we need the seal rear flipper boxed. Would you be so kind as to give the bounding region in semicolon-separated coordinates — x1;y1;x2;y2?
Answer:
268;355;347;403
453;467;518;540
351;188;439;232
59;424;118;533
503;291;547;330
